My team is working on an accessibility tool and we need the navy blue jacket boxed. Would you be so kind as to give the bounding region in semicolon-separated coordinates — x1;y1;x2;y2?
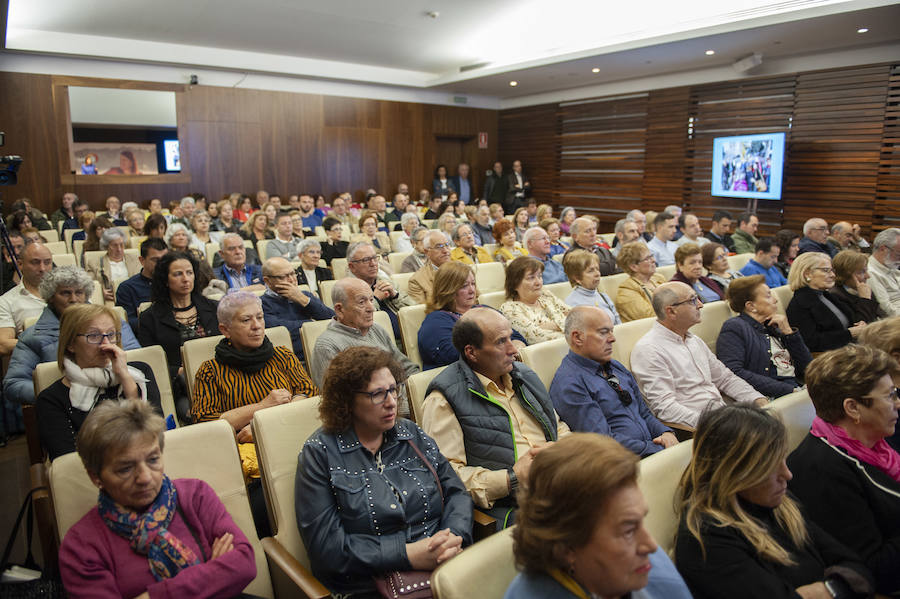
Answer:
116;272;153;331
716;313;812;398
417;308;527;371
549;352;670;457
213;263;263;289
798;236;838;258
260;290;334;360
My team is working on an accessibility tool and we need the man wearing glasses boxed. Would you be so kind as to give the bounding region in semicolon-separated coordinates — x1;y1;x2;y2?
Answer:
798;217;839;258
346;241;415;338
260;257;333;361
550;306;677;457
407;231;453;304
631;282;767;430
867;228;900;317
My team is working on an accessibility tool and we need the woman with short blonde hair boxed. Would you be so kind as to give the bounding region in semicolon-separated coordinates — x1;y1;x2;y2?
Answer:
615;241;667;322
829;249;882;323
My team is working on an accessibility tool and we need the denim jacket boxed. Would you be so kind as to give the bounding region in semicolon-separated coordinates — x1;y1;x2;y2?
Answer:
295;418;473;596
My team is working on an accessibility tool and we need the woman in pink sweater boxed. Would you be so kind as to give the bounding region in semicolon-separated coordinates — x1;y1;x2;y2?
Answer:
58;399;257;599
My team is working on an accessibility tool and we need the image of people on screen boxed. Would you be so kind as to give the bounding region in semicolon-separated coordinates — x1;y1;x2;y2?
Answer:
80;154;98;175
720;140;772;193
104;150;141;175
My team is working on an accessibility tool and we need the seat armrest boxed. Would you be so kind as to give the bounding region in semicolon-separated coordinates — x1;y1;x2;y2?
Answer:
260;537;331;599
473;509;497;541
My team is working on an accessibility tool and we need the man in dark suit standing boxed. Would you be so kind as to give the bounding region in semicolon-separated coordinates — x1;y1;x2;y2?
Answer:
483;161;507;211
450;163;475;205
505;160;531;214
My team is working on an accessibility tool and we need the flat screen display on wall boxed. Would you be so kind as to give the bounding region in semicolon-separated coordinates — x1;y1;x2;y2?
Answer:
711;132;786;200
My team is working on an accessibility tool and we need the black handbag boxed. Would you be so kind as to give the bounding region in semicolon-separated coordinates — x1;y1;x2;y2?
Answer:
0;487;66;598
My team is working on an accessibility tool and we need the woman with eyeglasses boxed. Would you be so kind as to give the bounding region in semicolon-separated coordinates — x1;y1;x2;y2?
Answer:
701;243;744;291
296;346;472;597
319;216;349;267
36;303;161;461
614;241;667;322
786;252;867;352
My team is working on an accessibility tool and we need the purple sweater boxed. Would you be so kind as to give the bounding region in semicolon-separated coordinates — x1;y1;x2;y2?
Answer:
59;478;256;599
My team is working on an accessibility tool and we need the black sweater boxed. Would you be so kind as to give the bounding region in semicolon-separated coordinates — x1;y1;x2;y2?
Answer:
675;498;872;599
785;286;853;352
788;433;900;594
36;362;160;461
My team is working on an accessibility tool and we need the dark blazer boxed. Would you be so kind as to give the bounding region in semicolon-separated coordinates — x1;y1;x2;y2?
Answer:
704;230;736;253
504;171;530;212
137;294;219;378
295;265;334;297
788;433;900;594
785;286;853;352
260;291;334;360
828;286;882;323
671;271;725;301
716;313;812;398
482;173;507;209
431;178;456;197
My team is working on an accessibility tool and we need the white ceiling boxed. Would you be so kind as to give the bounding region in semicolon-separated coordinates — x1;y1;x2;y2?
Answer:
4;0;900;102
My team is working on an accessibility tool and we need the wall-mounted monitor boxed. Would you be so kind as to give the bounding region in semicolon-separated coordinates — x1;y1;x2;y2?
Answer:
711;132;786;200
163;140;181;171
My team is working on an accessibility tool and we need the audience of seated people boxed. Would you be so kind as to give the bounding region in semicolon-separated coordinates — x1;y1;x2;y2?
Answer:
59;399;256;599
11;188;898;599
787;345;900;595
540;217;569;257
507;433;691;599
470;204;495;245
675;212;708;248
739;236;788;288
500;256;571;344
630;282;767;429
4;266;141;407
418;261;527;371
562;249;621;323
265;212;301;259
310;278;418;393
392;212;419;252
512;207;531;242
701;241;743;290
352;209;392;258
297;346;472;597
492;219;528;264
716;275;812;398
647;211;679;267
565;217;619;275
0;241;54;355
85;228;141;303
615;241;667;322
702;209;736;252
676;404;874;599
551;307;677;457
423;307;571;526
786;251;867;352
37;303;160;460
670;243;725;303
775;228;800;278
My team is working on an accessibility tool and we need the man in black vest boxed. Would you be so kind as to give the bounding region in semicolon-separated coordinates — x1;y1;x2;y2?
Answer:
422;308;570;528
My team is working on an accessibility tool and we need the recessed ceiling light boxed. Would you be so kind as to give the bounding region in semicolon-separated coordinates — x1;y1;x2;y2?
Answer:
705;50;715;56
591;67;600;73
509;81;518;87
857;27;869;33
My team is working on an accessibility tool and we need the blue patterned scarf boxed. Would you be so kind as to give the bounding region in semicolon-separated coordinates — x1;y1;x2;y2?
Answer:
98;475;201;581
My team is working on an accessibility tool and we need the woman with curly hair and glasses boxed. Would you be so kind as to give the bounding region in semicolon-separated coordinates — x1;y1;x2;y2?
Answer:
296;346;472;597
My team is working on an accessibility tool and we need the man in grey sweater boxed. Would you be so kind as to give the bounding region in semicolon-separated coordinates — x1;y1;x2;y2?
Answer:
310;278;419;414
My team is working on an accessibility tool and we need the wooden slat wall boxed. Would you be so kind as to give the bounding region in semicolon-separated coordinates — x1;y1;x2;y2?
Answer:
499;61;898;236
498;103;558;206
875;64;900;230
783;65;891;235
555;93;648;232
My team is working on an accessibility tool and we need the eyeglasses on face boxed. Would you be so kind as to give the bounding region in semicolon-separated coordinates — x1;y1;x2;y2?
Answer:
430;243;451;251
78;331;121;344
812;267;835;274
356;384;399;405
350;255;379;264
671;294;701;307
267;272;296;281
638;255;655;264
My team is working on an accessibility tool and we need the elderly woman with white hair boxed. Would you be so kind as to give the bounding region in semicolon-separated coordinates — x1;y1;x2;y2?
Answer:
86;227;141;302
191;291;317;530
4;266;141;407
294;238;333;298
392;212;420;253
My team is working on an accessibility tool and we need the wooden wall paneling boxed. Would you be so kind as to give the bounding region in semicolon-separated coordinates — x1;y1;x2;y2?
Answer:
380;101;422;197
498;103;559;207
258;90;324;197
684;75;796;235
872;64;899;232
557;93;648;231
0;72;58;213
320;127;382;199
184;121;263;203
427;104;498;195
783;65;890;235
641;87;691;214
184;85;261;124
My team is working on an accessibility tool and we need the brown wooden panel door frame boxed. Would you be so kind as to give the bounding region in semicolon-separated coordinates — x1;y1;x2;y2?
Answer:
50;75;192;185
